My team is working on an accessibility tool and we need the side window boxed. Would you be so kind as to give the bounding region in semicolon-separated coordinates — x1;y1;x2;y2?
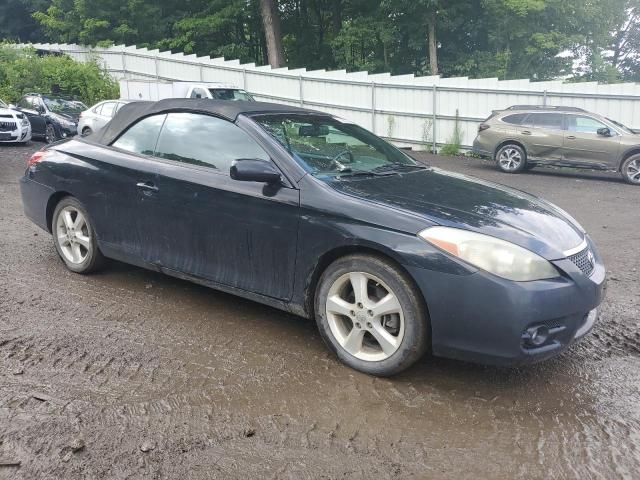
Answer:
190;88;207;99
526;113;563;130
112;114;167;156
18;97;33;109
502;113;528;125
101;102;116;117
154;113;270;171
93;103;104;115
567;116;608;134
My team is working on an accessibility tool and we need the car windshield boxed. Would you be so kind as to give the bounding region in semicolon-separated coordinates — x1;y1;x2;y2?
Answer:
606;117;635;134
252;114;422;177
209;89;254;101
43;97;87;114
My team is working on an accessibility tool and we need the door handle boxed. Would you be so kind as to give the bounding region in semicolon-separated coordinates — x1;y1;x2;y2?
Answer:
521;130;531;135
566;135;576;140
136;181;159;192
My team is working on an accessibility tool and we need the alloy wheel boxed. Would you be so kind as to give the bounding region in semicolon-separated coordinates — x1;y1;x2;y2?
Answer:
45;124;57;144
55;206;92;264
625;158;640;184
325;272;405;361
498;147;522;171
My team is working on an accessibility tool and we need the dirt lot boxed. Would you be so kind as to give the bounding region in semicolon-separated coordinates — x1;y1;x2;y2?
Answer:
1;142;639;479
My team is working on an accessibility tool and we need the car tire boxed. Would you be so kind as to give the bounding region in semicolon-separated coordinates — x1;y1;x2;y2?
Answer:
45;123;58;144
314;254;430;376
621;154;640;185
495;143;527;173
81;127;92;137
52;197;105;274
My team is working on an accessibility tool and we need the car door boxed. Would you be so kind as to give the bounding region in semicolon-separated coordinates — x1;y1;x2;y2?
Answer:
517;113;564;162
18;97;46;135
136;112;300;300
562;115;621;167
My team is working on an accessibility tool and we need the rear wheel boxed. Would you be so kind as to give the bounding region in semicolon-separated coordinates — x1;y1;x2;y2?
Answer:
52;197;104;273
81;127;92;137
495;144;527;173
621;154;640;185
314;254;429;376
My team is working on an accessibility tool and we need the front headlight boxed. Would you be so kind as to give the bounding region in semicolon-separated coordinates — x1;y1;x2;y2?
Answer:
418;226;559;281
21;117;29;127
54;116;75;129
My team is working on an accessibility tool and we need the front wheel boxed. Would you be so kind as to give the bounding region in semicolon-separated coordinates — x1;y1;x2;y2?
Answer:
495;144;527;173
621;154;640;185
45;124;58;144
314;254;429;376
52;197;105;273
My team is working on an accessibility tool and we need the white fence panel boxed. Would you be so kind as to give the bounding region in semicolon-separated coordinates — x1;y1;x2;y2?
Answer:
21;42;640;151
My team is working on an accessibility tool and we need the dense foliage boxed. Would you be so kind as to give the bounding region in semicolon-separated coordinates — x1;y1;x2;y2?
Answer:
1;0;638;82
0;45;119;104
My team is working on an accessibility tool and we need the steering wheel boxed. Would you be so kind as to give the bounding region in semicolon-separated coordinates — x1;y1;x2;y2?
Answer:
332;150;354;164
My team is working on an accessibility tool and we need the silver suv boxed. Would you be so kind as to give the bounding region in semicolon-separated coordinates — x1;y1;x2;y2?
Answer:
472;105;640;185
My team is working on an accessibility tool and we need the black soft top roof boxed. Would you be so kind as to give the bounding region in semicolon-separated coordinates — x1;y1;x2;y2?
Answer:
94;98;326;145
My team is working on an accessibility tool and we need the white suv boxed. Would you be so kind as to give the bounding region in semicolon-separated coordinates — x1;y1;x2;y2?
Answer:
0;98;32;144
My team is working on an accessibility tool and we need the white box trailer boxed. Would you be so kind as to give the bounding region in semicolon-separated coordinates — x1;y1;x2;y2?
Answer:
119;80;254;102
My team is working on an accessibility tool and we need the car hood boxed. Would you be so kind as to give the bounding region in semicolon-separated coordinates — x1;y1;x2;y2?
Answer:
53;111;80;123
329;167;585;260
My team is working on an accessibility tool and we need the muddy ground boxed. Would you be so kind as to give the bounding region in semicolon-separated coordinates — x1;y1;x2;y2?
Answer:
0;142;639;479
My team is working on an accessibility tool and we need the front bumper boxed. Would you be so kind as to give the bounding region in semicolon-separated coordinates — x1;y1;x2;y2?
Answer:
57;124;77;139
406;238;606;366
0;122;32;143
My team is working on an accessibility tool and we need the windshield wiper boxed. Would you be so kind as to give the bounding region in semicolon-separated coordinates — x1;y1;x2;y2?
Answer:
333;169;396;178
370;162;427;173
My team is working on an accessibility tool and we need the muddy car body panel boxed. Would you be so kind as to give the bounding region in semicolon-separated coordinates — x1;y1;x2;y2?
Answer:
20;99;606;367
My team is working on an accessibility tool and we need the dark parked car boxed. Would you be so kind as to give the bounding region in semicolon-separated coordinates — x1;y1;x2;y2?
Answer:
20;99;605;375
473;105;640;185
15;93;87;143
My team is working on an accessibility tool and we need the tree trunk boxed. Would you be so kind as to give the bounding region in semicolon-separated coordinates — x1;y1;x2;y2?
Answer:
332;0;342;36
259;0;285;68
427;8;438;75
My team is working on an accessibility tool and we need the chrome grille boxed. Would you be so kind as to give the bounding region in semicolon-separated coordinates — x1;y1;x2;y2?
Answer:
0;121;17;132
568;247;594;277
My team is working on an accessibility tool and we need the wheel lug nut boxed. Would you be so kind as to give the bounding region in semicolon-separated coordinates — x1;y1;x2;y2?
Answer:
367;310;373;316
357;302;363;309
366;322;372;329
355;322;361;329
350;310;355;316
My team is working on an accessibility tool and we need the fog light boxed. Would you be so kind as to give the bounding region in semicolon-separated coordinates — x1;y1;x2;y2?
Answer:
525;326;549;347
62;132;68;138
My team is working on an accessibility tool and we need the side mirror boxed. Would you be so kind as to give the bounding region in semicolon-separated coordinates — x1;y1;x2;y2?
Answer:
597;127;611;137
230;159;281;184
36;105;45;114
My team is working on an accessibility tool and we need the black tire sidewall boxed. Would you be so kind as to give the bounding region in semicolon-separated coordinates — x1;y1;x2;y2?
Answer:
45;124;57;144
314;254;429;376
52;197;103;273
621;154;640;185
495;144;527;173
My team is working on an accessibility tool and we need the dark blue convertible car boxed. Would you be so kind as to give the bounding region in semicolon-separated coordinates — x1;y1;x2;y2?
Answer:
20;99;605;375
